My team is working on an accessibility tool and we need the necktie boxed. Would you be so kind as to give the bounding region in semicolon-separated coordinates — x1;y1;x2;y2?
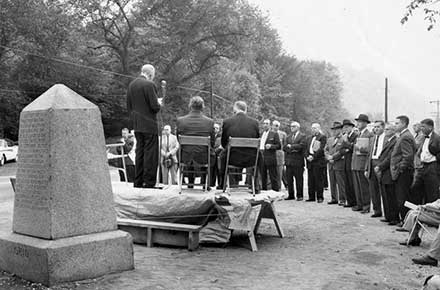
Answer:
373;136;379;156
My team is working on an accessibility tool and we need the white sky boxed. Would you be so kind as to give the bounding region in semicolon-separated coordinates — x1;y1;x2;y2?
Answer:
248;0;440;99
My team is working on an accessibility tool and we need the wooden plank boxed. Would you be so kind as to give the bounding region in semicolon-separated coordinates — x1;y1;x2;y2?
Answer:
229;137;260;148
146;228;153;247
117;218;202;231
178;135;210;146
187;231;199;251
151;229;189;248
118;224;198;250
248;231;258;252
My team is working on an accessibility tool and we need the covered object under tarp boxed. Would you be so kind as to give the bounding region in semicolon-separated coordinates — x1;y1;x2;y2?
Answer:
113;182;223;226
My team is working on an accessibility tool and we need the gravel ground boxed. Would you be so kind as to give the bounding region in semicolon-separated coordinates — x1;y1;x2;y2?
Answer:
0;162;436;290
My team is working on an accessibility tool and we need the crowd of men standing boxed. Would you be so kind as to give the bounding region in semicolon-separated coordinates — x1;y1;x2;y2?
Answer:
126;63;440;227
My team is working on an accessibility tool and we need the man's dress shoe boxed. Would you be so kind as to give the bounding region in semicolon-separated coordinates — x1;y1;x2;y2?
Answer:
352;207;362;211
371;213;382;218
305;199;316;202
317;199;324;203
327;200;338;205
412;255;438;266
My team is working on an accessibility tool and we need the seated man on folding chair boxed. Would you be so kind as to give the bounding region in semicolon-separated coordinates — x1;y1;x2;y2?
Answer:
399;199;440;246
219;101;260;191
176;96;215;189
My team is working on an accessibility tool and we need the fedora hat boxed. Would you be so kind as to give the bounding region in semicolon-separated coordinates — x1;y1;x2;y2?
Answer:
354;114;370;124
330;121;343;129
342;119;355;127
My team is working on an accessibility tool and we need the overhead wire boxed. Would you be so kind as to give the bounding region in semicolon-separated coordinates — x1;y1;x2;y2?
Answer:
1;44;231;103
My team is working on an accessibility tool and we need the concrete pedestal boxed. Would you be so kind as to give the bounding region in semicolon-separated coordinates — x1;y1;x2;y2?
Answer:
0;230;133;286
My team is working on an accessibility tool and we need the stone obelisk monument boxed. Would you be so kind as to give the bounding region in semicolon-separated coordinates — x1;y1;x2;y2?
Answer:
0;84;134;286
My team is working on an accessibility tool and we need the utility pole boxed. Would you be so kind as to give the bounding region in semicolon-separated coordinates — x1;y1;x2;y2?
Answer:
210;80;214;119
430;100;440;130
384;77;388;122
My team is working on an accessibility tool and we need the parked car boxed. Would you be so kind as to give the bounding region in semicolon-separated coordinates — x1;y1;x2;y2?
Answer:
0;138;18;166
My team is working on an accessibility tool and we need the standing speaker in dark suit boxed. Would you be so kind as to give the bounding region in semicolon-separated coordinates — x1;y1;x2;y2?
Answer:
259;120;281;191
411;118;440;205
284;121;307;200
176;96;215;188
305;123;327;202
375;124;399;224
126;64;161;188
390;115;416;222
220;101;260;189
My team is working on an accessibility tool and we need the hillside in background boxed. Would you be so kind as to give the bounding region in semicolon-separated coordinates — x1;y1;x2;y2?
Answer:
337;63;430;123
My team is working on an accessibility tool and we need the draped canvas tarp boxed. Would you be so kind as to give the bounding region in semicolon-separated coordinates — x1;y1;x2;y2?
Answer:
112;182;286;244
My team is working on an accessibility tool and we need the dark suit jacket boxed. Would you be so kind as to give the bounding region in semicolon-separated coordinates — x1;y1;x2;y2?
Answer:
341;131;358;172
351;128;374;171
126;76;161;134
326;134;345;171
377;135;397;185
365;133;385;178
176;111;215;165
283;132;306;167
221;112;260;168
416;131;440;163
261;130;281;166
306;133;327;168
390;129;416;181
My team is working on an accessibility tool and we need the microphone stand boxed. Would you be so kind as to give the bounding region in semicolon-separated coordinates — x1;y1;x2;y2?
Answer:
154;80;167;189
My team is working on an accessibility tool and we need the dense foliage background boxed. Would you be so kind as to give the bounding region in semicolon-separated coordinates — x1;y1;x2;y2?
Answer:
0;0;348;139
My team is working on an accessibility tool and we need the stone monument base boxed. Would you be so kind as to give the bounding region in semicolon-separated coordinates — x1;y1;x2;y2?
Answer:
0;230;134;286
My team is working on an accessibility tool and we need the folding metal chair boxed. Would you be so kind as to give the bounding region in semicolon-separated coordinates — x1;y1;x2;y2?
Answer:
223;137;260;196
106;143;128;183
177;135;211;193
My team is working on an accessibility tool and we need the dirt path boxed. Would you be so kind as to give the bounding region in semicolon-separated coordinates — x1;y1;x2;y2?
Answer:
0;163;435;289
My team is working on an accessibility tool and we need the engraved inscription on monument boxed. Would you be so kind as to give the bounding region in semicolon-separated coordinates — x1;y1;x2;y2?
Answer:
15;111;50;211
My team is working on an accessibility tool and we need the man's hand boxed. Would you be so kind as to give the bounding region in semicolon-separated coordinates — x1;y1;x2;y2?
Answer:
158;98;163;105
364;171;368;178
265;144;271;150
306;156;313;162
374;166;380;174
287;144;292;149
